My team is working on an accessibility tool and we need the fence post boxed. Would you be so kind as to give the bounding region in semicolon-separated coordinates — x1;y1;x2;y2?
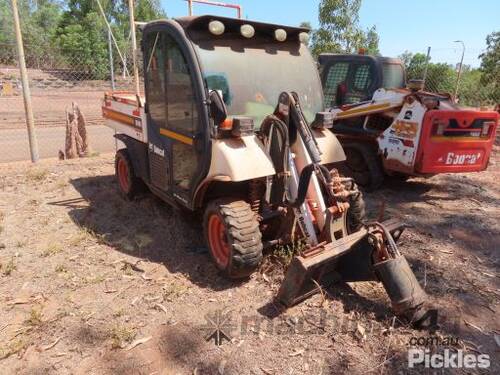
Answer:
11;0;39;162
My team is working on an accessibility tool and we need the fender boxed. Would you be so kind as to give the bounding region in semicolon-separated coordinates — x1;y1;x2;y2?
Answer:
313;128;346;164
205;135;276;182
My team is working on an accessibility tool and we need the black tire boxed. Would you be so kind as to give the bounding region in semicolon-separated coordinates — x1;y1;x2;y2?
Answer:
115;149;143;200
203;199;263;279
343;143;384;191
343;180;367;233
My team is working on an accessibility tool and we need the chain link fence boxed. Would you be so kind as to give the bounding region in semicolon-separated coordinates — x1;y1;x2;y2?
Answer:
1;35;498;162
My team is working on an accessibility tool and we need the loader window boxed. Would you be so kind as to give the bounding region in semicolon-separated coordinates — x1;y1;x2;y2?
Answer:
345;63;373;103
382;63;405;89
324;62;349;106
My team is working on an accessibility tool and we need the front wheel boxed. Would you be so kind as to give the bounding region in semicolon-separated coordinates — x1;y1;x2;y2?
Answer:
203;199;263;278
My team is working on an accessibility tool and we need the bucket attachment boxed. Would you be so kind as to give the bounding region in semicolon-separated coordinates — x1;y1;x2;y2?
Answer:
277;219;404;307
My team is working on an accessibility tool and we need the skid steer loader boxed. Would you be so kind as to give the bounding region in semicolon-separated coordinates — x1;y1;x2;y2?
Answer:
102;15;431;325
319;53;499;190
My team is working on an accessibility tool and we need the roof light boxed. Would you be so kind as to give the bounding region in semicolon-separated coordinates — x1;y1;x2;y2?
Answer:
208;20;225;36
299;32;309;44
274;28;287;42
240;24;255;38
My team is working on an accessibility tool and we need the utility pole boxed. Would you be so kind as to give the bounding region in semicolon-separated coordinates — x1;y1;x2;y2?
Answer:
11;0;39;162
128;0;140;98
453;40;465;100
422;46;431;89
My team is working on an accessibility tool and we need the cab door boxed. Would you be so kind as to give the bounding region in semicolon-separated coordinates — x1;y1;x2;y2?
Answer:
143;28;204;206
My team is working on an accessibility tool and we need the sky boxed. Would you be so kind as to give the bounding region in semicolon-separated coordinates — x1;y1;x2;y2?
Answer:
159;0;499;67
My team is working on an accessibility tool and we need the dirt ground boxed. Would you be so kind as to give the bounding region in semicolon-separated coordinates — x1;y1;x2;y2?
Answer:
0;148;498;374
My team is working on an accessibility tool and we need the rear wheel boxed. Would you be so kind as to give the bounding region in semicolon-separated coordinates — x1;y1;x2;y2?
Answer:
115;149;143;200
203;199;263;278
343;143;384;191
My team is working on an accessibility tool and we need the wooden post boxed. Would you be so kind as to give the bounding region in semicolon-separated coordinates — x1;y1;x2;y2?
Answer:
128;0;140;98
11;0;39;162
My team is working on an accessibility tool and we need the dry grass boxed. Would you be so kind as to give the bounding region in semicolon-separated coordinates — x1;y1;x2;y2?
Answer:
41;242;62;257
1;258;16;276
25;308;43;327
110;325;136;349
26;168;48;182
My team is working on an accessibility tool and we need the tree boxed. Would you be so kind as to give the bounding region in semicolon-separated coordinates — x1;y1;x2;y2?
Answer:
54;0;165;79
479;31;499;100
310;0;379;57
0;0;62;64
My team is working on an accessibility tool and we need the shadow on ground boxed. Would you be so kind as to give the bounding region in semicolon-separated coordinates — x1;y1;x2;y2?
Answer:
50;175;246;292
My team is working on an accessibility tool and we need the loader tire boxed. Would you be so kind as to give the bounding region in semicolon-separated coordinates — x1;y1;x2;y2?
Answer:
115;149;143;200
204;199;263;279
343;143;384;191
343;180;367;233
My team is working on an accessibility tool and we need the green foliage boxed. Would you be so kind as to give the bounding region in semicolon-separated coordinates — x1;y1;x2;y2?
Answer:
399;50;498;107
310;0;379;57
1;1;165;79
479;31;500;103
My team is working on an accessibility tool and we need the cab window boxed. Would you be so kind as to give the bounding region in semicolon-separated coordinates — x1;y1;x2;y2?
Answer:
324;62;349;106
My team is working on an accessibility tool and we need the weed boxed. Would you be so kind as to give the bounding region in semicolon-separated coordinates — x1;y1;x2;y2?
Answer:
55;178;68;190
15;240;26;248
272;239;306;266
42;242;62;257
110;325;135;349
26;168;48;182
55;264;68;273
162;282;187;301
0;338;27;359
26;308;43;326
112;309;125;318
121;263;133;276
69;228;93;247
1;258;16;276
84;274;105;284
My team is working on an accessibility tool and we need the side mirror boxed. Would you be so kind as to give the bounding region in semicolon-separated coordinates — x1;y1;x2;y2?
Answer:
209;90;227;125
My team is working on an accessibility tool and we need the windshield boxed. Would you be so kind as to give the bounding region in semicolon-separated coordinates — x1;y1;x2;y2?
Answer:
382;63;405;89
193;39;323;128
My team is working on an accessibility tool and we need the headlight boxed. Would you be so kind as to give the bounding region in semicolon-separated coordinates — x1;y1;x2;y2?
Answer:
208;20;225;36
240;24;255;38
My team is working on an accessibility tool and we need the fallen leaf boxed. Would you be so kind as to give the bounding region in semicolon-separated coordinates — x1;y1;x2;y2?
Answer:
464;320;484;333
355;323;366;340
154;303;168;315
125;336;152;350
41;337;61;351
289;349;305;357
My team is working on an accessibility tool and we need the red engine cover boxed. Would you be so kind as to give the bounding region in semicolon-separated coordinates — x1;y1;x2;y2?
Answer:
415;109;498;174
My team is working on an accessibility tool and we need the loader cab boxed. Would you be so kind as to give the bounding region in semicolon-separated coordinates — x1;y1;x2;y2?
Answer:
319;54;405;107
141;16;323;209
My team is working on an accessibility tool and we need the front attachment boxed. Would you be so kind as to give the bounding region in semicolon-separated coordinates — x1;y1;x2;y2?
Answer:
277;219;403;307
277;220;431;326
